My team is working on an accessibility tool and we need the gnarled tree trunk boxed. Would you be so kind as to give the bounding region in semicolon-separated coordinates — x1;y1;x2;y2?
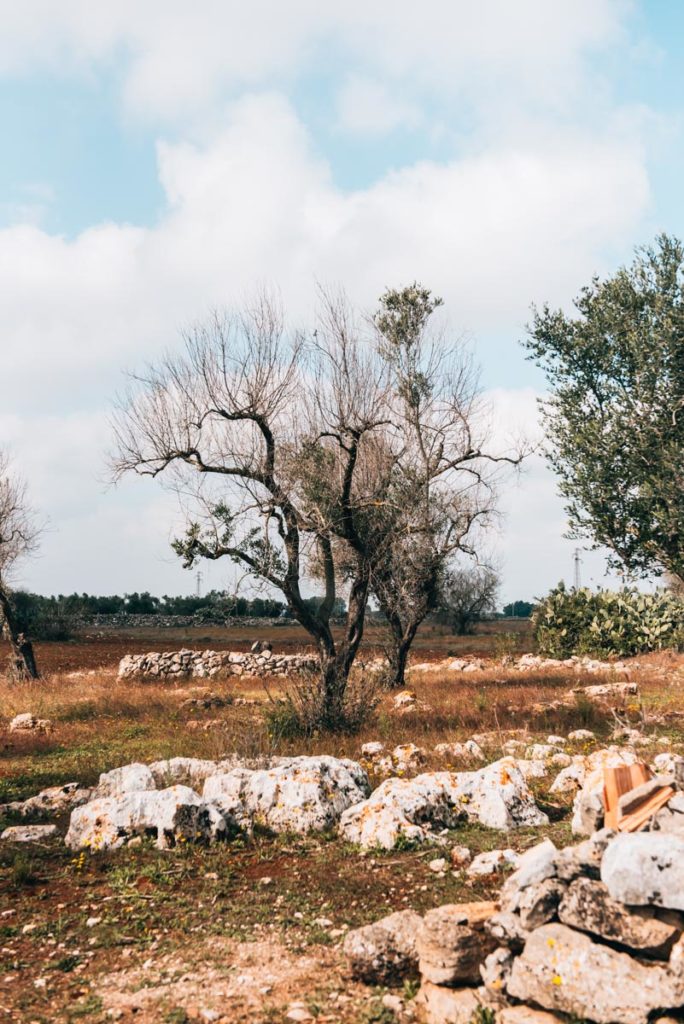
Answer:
0;588;39;680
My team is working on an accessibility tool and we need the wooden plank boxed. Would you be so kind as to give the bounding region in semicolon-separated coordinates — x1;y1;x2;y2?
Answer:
603;764;652;830
618;785;676;833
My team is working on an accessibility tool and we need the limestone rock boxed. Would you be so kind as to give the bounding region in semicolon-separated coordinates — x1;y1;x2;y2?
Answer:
148;757;217;791
480;945;514;1000
518;879;567;930
507;922;682;1024
8;712;52;733
203;755;369;834
449;845;472;869
499;1009;565;1024
96;763;156;798
0;782;91;819
339;772;466;850
392;743;427;771
505;839;557;892
602;833;684;911
571;786;605;836
467;849;519;877
567;729;595;742
416;982;482;1024
485;911;530;951
65;785;227;851
343;909;422;983
554;828;615;881
417;902;497;985
558;877;680;958
1;824;58;842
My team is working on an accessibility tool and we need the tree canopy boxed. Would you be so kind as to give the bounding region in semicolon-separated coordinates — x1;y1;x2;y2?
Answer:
525;234;684;582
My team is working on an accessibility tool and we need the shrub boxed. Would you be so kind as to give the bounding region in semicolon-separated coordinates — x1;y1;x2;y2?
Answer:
533;583;684;658
264;670;381;739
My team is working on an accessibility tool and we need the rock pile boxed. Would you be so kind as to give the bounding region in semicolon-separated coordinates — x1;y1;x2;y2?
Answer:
568;750;684;838
345;831;684;1024
117;648;318;680
339;757;548;850
63;755;371;850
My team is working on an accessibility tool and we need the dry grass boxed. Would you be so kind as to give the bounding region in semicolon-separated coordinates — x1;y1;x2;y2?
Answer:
2;635;684;1023
3;646;684;803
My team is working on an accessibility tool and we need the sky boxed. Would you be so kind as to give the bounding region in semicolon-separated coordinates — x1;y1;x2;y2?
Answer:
0;0;682;606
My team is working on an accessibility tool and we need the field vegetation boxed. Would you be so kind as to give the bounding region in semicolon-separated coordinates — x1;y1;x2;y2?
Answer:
2;621;684;1022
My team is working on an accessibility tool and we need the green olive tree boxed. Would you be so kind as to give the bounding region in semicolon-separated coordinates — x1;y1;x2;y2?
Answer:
526;234;684;583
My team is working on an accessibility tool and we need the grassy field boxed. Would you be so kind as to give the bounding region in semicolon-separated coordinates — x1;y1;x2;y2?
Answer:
1;621;682;1023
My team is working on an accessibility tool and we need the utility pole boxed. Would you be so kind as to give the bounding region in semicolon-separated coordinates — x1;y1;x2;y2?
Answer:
196;570;202;598
573;548;582;590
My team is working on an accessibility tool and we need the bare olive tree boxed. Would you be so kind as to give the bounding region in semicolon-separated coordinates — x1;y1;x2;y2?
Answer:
112;292;393;731
0;451;40;679
366;285;523;685
436;563;500;635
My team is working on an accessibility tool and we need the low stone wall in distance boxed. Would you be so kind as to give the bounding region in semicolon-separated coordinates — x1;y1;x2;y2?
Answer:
117;648;318;681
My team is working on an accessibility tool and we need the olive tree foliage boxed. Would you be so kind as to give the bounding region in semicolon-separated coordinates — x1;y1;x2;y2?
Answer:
112;292;396;731
366;285;522;685
435;563;500;635
525;235;684;583
0;451;40;679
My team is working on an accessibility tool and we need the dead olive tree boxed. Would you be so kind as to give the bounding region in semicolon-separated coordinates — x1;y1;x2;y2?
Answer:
367;284;522;685
0;451;40;679
436;563;500;635
112;292;393;731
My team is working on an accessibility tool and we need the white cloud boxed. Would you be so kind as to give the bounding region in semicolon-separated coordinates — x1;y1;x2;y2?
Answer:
0;92;651;405
0;1;631;126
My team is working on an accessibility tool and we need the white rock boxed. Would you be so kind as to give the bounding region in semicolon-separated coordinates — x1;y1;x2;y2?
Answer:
546;735;566;746
1;824;58;842
96;763;156;798
429;858;448;873
203;755;369;834
515;759;548;781
392;743;426;771
526;744;561;761
567;729;595;742
148;757;217;791
467;849;519;876
65;785;226;851
8;712;52;732
338;773;461;850
549;759;586;795
507;922;682;1024
463;758;550;832
343;909;423;983
361;742;385;758
0;782;91;818
450;845;473;869
504;839;558;892
339;758;547;850
601;833;684;911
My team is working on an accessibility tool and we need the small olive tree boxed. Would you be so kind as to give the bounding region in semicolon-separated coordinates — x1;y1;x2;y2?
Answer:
0;451;40;679
112;292;396;731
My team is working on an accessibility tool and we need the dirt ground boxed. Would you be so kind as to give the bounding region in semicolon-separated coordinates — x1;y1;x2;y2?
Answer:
1;621;682;1024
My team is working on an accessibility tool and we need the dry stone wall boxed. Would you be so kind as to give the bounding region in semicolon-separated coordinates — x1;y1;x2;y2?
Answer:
117;648;318;680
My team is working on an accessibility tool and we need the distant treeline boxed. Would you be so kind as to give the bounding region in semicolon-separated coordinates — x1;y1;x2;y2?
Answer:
501;600;535;618
8;590;347;640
